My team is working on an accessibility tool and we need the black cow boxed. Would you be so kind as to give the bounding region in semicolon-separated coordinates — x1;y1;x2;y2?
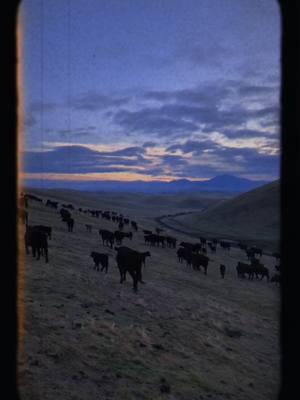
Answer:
99;229;115;248
249;246;263;257
236;262;253;279
179;241;201;253
90;252;109;273
85;224;92;232
131;221;138;231
166;236;177;248
176;247;193;266
220;241;231;250
114;246;151;292
190;253;209;274
60;208;71;220
25;226;48;263
46;199;58;209
114;231;133;245
252;264;269;280
32;225;52;239
220;264;226;279
63;216;74;232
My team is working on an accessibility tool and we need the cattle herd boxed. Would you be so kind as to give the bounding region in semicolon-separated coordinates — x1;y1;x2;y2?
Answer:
18;192;282;292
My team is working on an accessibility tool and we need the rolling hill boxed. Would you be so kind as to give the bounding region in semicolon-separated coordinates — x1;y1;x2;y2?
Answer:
162;180;280;251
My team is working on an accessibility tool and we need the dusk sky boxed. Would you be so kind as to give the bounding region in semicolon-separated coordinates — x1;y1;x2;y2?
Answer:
20;0;280;183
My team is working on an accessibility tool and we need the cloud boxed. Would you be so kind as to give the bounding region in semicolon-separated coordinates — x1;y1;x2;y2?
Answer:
23;145;151;174
71;92;130;111
114;107;200;136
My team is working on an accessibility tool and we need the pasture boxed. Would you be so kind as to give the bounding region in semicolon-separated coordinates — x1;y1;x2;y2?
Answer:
18;189;280;400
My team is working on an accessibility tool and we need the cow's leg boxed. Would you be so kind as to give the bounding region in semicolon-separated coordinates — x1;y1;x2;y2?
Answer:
36;247;41;260
119;267;124;283
128;270;138;292
44;247;49;263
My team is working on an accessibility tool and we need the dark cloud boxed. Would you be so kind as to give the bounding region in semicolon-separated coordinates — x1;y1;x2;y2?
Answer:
114;107;200;136
221;129;276;139
237;84;278;97
71;92;129;111
23;145;150;174
166;140;219;155
142;141;157;148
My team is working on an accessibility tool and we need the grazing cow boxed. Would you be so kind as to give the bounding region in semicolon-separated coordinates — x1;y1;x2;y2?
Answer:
144;234;165;247
220;264;226;279
114;246;151;292
190;253;210;274
25;226;48;263
250;246;263;257
179;241;201;253
114;231;133;245
63;216;74;232
90;252;109;273
131;221;138;231
32;225;52;239
252;264;269;280
46;199;58;209
85;224;92;233
220;241;231;250
177;247;190;264
166;236;177;248
60;208;71;221
246;248;257;261
236;262;253;279
144;234;157;246
99;229;115;248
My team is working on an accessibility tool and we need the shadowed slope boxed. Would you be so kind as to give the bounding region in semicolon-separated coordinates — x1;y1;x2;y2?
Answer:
165;180;280;251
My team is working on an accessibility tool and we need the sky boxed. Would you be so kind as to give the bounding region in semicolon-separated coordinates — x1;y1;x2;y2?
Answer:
20;0;281;183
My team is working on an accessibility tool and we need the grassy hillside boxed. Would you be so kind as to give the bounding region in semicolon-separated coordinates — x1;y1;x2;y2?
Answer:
163;181;280;252
18;189;280;400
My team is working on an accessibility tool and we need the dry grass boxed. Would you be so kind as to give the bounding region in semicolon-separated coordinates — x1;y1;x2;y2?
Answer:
18;189;280;400
162;181;280;252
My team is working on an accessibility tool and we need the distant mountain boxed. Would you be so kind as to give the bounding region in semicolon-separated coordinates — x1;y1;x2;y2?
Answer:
24;174;271;194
